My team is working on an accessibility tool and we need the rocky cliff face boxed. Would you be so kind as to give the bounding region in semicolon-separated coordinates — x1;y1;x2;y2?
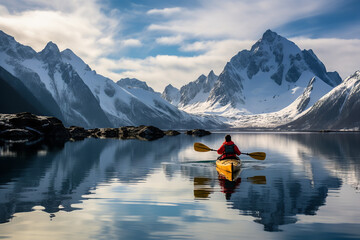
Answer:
0;30;224;129
164;30;341;115
162;84;181;105
207;29;341;109
282;71;360;130
116;78;155;92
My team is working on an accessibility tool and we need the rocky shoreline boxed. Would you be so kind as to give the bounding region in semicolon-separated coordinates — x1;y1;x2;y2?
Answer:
0;112;211;146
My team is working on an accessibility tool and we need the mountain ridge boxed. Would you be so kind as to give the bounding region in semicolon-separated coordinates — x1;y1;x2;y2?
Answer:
0;30;223;129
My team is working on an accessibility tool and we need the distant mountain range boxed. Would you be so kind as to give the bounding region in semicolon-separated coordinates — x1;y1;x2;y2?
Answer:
1;29;359;130
0;30;222;129
162;30;360;130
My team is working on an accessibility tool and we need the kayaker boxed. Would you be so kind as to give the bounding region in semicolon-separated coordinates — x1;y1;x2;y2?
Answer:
217;135;241;160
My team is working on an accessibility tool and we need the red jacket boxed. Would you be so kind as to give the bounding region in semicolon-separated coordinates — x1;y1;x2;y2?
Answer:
217;141;241;160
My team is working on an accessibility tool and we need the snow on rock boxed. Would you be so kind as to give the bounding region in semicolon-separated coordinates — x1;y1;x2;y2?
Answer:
163;29;343;129
162;84;181;106
116;78;155;92
282;71;360;130
0;30;224;129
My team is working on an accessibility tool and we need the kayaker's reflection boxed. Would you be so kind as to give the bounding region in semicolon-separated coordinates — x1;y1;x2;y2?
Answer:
193;172;242;200
218;174;241;200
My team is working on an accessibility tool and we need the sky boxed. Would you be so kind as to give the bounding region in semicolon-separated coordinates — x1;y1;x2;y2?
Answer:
0;0;359;91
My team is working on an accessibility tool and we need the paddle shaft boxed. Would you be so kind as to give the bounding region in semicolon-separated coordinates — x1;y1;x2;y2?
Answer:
193;142;266;160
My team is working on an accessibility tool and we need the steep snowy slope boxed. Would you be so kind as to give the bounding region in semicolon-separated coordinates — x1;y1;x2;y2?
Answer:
162;84;181;106
0;31;111;128
0;30;224;129
229;76;333;128
0;66;53;115
163;29;342;128
117;78;155;92
166;30;340;113
62;49;223;129
282;71;360;130
0;31;65;122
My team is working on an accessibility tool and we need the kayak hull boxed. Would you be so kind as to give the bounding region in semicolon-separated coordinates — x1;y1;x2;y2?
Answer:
216;159;241;173
216;167;241;181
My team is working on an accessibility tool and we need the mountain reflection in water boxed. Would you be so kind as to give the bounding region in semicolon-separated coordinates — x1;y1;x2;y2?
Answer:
0;132;359;237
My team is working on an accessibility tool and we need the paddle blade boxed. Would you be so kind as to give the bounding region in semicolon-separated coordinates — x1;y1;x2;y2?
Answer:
246;152;266;160
194;142;214;152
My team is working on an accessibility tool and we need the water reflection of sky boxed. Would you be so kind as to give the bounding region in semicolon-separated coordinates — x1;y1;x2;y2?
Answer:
0;133;360;239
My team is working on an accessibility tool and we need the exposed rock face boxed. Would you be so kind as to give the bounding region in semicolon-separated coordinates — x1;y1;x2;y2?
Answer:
0;112;70;144
1;113;211;145
68;126;91;141
116;78;155;92
281;71;360;130
164;130;181;136
185;129;211;137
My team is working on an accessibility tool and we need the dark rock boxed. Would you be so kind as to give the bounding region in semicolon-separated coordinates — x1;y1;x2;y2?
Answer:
68;126;91;141
85;125;165;141
0;113;175;146
0;112;69;144
185;129;211;137
118;125;165;141
98;128;119;138
164;130;181;136
88;128;120;139
137;126;165;141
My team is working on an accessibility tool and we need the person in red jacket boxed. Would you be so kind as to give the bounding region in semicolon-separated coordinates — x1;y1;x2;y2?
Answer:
217;135;241;160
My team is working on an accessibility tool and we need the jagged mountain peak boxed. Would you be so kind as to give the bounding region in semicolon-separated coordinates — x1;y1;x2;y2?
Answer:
42;41;60;53
0;30;15;43
262;29;278;42
116;78;155;92
61;48;92;72
282;70;360;130
250;29;300;55
162;84;180;105
39;41;61;63
0;30;37;59
345;70;360;81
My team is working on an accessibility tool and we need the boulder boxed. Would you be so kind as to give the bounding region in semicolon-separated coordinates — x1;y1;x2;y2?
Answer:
185;129;211;137
68;126;91;141
0;112;69;144
137;126;165;141
164;130;181;136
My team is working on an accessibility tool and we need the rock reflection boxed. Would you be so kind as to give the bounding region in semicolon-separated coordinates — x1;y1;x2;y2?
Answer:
0;135;197;223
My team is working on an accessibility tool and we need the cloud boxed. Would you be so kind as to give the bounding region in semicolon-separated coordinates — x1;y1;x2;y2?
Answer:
147;7;183;16
98;36;360;92
0;0;358;94
99;39;254;91
0;0;119;65
292;37;360;78
147;0;339;39
156;35;184;45
122;39;142;47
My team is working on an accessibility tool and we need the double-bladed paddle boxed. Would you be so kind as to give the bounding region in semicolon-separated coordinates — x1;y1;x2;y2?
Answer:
193;142;266;161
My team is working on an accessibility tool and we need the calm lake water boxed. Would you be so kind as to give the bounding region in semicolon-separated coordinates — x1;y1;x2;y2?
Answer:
0;132;360;239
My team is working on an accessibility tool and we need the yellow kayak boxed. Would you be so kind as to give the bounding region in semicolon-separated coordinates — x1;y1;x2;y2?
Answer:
216;159;241;173
216;166;241;181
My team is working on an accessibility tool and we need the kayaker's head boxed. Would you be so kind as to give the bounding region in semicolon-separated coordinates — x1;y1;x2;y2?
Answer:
225;135;231;142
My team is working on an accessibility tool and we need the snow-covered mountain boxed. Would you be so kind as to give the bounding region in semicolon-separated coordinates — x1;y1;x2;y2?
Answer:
162;84;181;106
282;71;360;130
116;78;155;92
162;29;343;128
162;71;218;107
0;30;223;129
